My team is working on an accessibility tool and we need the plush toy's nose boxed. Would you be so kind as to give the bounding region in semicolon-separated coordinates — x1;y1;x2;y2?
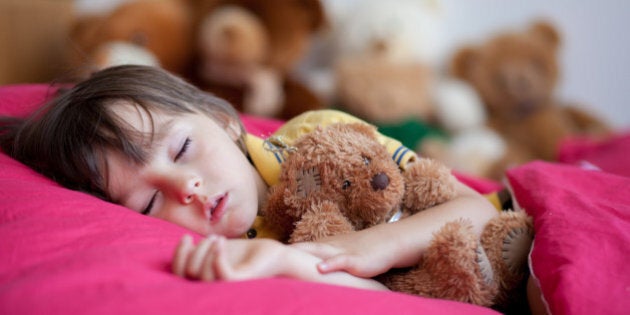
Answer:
371;172;389;191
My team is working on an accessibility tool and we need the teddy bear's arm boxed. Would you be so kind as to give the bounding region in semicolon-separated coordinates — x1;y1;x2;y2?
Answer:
402;158;457;213
289;201;356;243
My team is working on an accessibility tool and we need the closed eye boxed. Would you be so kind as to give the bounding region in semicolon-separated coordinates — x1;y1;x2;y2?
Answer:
175;138;191;161
141;192;158;215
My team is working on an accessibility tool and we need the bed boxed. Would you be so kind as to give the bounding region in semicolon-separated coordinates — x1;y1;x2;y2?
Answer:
1;84;628;314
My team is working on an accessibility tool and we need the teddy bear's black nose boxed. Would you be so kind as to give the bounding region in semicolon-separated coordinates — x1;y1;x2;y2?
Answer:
371;172;389;191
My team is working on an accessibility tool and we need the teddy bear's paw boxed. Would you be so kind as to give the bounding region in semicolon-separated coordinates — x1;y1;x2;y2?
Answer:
482;211;533;278
480;211;533;306
402;158;457;212
402;219;498;306
476;244;494;286
502;224;534;274
289;201;354;243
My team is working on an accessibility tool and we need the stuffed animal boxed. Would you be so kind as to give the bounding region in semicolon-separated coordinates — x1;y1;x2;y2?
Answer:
302;0;505;179
451;20;611;176
263;122;534;308
327;0;445;149
68;0;194;78
190;0;325;120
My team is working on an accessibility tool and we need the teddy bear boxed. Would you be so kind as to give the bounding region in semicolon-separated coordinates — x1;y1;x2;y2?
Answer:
262;122;534;308
294;0;506;179
450;20;611;177
189;0;325;120
67;0;194;79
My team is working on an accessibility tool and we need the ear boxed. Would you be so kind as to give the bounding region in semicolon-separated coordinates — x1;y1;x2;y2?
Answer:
450;46;480;81
529;20;561;50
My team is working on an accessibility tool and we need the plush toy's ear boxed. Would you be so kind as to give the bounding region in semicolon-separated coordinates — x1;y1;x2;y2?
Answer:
450;46;480;81
297;0;326;31
529;20;560;50
70;15;106;52
342;123;379;140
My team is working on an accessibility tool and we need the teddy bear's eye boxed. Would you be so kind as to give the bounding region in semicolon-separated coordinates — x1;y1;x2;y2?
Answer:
342;180;351;190
363;156;371;165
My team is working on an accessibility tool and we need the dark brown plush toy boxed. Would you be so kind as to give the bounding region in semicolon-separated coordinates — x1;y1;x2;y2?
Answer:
263;123;533;308
451;20;611;178
190;0;325;120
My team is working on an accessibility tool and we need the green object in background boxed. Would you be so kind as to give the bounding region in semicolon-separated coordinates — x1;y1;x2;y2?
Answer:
377;119;447;150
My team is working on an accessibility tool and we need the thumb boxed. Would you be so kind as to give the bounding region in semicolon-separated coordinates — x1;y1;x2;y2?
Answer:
316;254;353;274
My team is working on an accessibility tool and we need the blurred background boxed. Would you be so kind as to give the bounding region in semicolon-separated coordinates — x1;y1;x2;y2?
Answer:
1;0;628;129
314;0;630;129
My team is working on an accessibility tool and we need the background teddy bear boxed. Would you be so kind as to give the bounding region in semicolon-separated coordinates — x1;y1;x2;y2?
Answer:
451;20;611;176
295;0;506;179
263;123;534;309
189;0;326;120
67;0;194;79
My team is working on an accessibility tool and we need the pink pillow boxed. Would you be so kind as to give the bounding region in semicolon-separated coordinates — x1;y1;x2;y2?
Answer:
0;84;500;315
558;132;630;178
506;161;630;315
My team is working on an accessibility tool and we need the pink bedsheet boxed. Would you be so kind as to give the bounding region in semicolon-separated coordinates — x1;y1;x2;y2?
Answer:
2;84;629;314
0;84;499;315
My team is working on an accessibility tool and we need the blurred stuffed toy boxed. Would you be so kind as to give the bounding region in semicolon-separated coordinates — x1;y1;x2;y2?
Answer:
68;0;194;78
300;0;505;179
330;0;446;149
451;20;611;177
190;0;325;120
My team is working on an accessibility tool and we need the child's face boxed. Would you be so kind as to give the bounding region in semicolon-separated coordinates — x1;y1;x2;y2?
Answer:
104;102;260;238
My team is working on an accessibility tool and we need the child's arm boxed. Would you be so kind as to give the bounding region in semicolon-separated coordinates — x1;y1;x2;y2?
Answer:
172;234;388;291
293;180;498;278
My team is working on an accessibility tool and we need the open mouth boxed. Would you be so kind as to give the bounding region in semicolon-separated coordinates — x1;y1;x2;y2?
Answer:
208;193;228;223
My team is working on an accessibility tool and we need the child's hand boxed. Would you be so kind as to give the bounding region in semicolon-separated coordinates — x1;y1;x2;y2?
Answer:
291;227;402;278
172;234;389;291
172;234;287;281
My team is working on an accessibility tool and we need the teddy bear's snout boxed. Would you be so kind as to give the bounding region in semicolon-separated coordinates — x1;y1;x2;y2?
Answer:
371;172;389;191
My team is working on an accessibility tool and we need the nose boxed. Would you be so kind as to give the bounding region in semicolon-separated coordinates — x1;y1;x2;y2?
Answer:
168;174;203;205
371;172;389;191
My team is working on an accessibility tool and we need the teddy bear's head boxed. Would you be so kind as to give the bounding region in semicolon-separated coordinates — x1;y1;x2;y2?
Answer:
195;0;325;74
69;0;193;77
265;123;405;240
451;21;560;121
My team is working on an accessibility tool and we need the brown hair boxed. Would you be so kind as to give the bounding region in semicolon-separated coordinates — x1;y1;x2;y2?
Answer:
0;65;246;201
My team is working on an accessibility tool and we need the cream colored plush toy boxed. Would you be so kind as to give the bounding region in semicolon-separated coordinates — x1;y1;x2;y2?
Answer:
298;0;506;178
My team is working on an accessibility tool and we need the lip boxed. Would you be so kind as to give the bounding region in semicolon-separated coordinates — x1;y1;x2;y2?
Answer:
207;193;229;223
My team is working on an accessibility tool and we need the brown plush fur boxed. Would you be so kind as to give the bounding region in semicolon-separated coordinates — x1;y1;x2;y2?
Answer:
263;123;534;308
190;0;325;120
335;56;435;125
451;20;610;177
68;0;194;77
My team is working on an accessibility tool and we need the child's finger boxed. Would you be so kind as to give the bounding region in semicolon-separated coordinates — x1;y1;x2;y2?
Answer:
172;234;194;277
317;255;355;274
200;236;220;281
185;236;214;278
213;236;234;280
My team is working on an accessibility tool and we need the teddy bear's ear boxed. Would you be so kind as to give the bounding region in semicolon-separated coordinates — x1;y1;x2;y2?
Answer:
450;46;480;81
529;20;561;50
70;15;107;51
344;123;378;139
295;0;326;31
